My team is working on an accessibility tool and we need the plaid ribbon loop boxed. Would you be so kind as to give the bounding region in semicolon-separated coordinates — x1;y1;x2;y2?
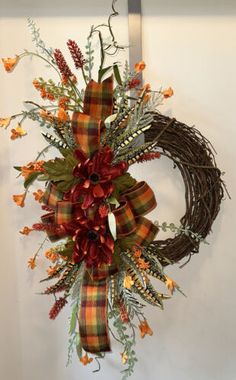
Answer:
113;181;159;246
72;75;113;157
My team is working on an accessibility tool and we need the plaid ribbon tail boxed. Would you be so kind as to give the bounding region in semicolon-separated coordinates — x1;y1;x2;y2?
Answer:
71;76;114;158
79;270;111;353
83;76;113;121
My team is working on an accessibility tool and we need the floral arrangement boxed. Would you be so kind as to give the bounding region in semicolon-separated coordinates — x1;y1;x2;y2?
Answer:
0;3;225;379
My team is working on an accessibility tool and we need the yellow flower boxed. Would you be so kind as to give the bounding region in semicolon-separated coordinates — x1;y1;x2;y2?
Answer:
12;193;26;207
10;124;27;140
19;226;33;235
123;275;134;290
121;352;128;365
33;189;44;202
162;87;174;99
135;60;146;73
138;319;153;338
0;117;12;129
80;353;93;366
165;275;178;295
1;56;20;72
28;257;36;270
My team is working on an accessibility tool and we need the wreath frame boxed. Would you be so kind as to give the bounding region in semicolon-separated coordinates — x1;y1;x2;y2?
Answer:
144;112;226;265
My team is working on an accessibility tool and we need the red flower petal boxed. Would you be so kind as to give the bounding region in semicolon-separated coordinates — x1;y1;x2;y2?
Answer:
82;192;94;209
74;149;87;162
93;183;105;198
89;242;98;258
83;179;91;189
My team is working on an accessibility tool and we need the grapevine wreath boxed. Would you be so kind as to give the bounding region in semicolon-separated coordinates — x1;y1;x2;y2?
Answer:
0;3;226;379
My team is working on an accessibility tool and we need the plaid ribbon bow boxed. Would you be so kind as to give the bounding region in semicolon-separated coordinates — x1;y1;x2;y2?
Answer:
40;76;158;353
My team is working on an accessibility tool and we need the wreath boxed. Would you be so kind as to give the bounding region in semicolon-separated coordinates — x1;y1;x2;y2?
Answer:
144;113;225;265
0;4;225;379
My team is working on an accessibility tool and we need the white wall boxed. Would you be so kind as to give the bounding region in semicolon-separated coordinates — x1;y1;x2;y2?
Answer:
0;1;235;380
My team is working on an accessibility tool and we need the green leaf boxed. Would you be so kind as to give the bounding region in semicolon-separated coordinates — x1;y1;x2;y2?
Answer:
113;64;122;85
76;335;82;359
56;177;79;192
37;174;50;181
13;166;22;172
59;148;74;158
98;65;112;82
108;195;120;208
43;158;71;182
24;171;42;189
43;152;79;192
59;239;75;260
69;303;79;335
113;173;136;194
108;212;117;241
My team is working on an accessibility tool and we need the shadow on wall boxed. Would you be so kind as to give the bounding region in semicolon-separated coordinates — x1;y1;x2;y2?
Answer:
1;0;236;17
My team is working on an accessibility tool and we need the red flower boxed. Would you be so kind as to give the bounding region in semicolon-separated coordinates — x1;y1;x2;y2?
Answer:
54;48;73;79
65;212;114;267
71;146;127;209
127;78;141;89
67;40;86;69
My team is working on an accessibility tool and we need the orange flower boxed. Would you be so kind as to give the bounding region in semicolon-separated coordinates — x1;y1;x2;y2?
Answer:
58;97;70;110
143;83;151;92
44;249;58;262
0;117;12;129
10;124;27;140
57;107;69;122
123;275;134;289
32;79;41;90
143;93;151;103
1;56;20;72
121;352;128;365
135;60;146;73
138;258;150;270
21;160;45;180
133;247;142;258
46;93;55;101
33;189;44;202
40;110;55;122
139;319;153;338
46;265;59;276
19;226;33;235
40;88;47;99
12;193;26;207
162;87;174;99
165;275;177;295
80;353;93;366
28;257;36;269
